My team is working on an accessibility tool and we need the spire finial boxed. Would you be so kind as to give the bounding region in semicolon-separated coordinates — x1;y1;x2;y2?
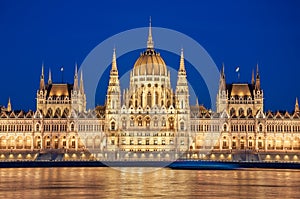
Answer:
112;47;118;71
256;63;260;78
221;62;225;76
255;64;261;90
80;70;84;94
75;62;78;77
179;48;186;72
41;63;44;77
40;63;45;90
74;63;78;90
295;97;299;113
48;68;52;85
7;97;11;112
147;17;154;49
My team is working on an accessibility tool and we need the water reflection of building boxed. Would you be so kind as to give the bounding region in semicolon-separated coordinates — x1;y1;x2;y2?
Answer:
0;22;300;161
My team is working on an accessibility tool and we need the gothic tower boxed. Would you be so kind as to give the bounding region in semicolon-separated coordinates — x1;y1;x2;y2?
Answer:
37;63;86;116
105;48;121;151
216;64;264;116
216;64;228;113
175;49;190;150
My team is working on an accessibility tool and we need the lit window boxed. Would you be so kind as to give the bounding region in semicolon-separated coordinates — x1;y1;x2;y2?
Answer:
111;122;115;131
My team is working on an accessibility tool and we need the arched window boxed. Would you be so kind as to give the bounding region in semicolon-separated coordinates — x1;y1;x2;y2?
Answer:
140;92;143;107
238;108;244;116
155;92;159;105
259;124;263;132
35;123;40;132
70;123;75;131
47;108;53;117
122;118;126;129
247;108;252;116
111;121;115;131
130;117;134;127
180;122;185;131
145;117;150;127
167;100;171;107
169;118;174;130
230;108;235;116
162;118;166;127
154;119;158;127
147;92;151;107
138;117;142;126
223;124;227;132
55;108;61;117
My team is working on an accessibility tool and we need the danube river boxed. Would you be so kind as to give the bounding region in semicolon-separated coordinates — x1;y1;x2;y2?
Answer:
0;167;299;198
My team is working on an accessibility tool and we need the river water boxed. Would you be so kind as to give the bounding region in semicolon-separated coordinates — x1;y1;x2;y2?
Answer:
0;167;299;198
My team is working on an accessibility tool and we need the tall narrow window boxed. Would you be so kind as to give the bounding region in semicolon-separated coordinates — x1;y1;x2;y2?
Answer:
111;122;115;131
140;92;143;107
230;108;235;116
155;92;159;105
147;92;151;107
180;122;185;131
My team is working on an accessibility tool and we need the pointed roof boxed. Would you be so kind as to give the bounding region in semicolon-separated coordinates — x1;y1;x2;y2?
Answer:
255;64;261;90
74;63;79;91
295;97;299;113
251;69;254;85
7;97;11;112
147;17;154;49
221;63;225;77
179;48;186;72
256;63;260;78
112;48;118;72
266;111;273;118
40;63;45;90
219;63;226;91
48;68;52;85
80;70;84;94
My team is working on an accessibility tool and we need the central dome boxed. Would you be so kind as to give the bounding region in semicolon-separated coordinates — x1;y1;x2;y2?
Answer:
133;48;167;76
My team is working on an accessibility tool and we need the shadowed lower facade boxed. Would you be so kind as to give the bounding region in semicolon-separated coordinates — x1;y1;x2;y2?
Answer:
0;24;300;162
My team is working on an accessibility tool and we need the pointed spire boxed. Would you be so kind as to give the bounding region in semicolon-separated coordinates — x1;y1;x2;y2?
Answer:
74;63;78;91
147;17;154;49
256;63;260;78
196;97;199;106
40;63;45;90
251;69;255;85
75;62;78;76
48;68;52;85
80;70;84;94
7;97;11;112
221;63;225;78
179;48;186;72
112;48;118;71
295;97;299;113
219;63;226;91
255;64;261;90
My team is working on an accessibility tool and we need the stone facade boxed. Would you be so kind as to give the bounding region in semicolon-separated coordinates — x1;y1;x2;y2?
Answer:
0;24;300;162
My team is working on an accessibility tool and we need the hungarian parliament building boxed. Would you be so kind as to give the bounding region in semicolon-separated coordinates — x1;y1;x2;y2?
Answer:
1;24;300;162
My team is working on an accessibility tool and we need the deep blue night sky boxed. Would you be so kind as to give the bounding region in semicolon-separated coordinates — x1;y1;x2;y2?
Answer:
0;0;299;112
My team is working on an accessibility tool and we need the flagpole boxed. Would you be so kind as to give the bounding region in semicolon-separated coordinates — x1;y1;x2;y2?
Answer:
61;67;64;83
235;66;240;82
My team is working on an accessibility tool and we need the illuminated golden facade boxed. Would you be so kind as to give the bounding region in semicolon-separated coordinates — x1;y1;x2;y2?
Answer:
0;23;300;162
